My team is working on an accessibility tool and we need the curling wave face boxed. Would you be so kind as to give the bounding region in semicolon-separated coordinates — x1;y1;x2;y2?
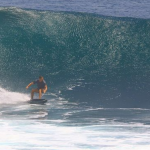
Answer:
0;7;150;107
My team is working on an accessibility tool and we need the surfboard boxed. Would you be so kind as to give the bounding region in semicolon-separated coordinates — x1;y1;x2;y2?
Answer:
28;99;47;104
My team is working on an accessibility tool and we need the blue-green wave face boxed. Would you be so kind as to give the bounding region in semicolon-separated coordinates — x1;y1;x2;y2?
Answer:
0;8;150;107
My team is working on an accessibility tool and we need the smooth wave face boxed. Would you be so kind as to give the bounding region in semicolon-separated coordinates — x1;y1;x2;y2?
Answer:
0;8;150;107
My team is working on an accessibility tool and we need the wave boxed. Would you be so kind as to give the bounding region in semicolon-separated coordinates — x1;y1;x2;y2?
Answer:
0;7;150;107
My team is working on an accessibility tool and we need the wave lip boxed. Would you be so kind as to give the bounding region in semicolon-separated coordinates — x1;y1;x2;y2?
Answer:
1;0;150;19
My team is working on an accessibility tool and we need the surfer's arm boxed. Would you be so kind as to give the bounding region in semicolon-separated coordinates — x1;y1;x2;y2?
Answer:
26;82;34;89
43;85;47;93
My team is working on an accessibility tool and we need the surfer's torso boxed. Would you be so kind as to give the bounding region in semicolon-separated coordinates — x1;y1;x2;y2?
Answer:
33;79;47;89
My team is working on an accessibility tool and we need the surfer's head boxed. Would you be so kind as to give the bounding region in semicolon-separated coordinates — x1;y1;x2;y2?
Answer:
39;76;44;82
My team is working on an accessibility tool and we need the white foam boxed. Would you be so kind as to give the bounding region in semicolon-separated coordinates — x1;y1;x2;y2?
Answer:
0;87;29;104
29;111;48;119
0;120;150;150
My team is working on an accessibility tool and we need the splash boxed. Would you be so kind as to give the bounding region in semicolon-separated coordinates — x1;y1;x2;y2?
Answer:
0;87;29;104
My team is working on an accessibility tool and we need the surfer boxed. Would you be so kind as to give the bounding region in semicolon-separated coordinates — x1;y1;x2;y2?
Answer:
26;76;47;100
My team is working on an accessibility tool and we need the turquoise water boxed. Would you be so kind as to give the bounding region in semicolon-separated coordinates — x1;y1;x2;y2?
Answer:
0;1;150;149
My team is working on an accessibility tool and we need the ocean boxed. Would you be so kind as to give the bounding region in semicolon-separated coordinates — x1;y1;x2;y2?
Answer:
0;0;150;149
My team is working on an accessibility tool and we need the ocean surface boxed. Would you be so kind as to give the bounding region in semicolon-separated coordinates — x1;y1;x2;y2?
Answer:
0;0;150;149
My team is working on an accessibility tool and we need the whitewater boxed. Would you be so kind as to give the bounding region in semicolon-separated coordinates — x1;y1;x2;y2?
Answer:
0;0;150;149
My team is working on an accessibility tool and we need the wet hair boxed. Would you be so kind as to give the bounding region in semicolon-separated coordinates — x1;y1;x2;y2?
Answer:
39;76;43;79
